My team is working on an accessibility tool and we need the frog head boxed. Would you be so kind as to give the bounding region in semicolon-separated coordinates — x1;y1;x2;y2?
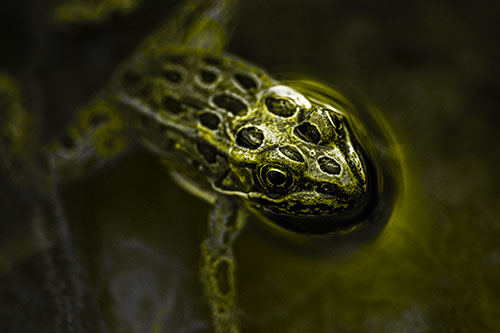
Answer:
221;85;375;235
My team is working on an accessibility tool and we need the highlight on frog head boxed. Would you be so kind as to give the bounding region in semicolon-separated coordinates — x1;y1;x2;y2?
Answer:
215;81;398;236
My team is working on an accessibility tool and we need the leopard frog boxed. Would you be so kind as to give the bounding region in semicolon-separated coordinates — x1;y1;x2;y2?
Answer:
0;0;397;331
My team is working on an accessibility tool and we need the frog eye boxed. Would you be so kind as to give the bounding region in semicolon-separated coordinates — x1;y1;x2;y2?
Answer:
266;168;287;186
258;164;294;193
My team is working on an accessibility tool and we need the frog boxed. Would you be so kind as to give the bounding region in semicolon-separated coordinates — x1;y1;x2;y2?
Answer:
0;0;397;332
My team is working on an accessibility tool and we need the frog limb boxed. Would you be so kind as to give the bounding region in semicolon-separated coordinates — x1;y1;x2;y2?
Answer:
183;0;240;51
47;94;131;181
201;196;247;333
0;74;101;331
51;1;242;177
0;74;35;188
140;0;239;54
54;0;144;24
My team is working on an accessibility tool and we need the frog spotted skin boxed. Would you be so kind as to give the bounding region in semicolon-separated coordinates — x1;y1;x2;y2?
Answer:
1;0;377;332
112;48;369;223
50;46;370;230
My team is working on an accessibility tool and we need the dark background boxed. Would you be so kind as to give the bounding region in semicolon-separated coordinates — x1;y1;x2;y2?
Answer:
1;0;499;331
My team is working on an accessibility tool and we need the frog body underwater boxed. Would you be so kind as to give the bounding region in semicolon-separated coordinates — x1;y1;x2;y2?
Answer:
0;0;392;332
58;47;370;226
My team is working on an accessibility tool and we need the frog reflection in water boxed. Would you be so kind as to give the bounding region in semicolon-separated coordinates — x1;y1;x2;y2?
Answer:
1;0;381;332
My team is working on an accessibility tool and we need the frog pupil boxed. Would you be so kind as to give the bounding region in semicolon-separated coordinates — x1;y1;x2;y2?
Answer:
267;168;287;186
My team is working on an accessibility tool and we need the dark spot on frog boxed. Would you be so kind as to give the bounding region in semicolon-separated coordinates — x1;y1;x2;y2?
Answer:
61;134;75;150
162;137;175;150
222;230;231;246
265;97;296;117
200;112;220;130
236;126;264;149
234;73;257;90
163;96;185;114
138;81;164;109
197;142;218;164
138;82;154;99
329;112;345;137
279;146;304;162
161;69;182;83
121;70;141;87
190;158;202;171
102;138;116;150
164;54;185;64
203;55;223;66
294;122;321;144
216;306;228;314
200;70;217;83
318;156;341;175
181;97;204;110
213;94;247;115
214;259;232;295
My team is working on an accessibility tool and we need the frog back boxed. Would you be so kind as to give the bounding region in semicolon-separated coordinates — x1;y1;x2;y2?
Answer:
114;47;276;195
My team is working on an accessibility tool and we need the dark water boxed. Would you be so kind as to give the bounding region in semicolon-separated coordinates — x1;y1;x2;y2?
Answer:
1;0;499;331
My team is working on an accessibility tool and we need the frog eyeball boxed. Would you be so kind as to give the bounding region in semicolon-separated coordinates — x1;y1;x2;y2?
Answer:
257;164;295;193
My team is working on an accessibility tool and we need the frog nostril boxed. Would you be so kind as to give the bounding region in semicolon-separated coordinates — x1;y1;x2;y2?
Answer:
318;156;341;175
293;122;321;144
316;182;334;195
